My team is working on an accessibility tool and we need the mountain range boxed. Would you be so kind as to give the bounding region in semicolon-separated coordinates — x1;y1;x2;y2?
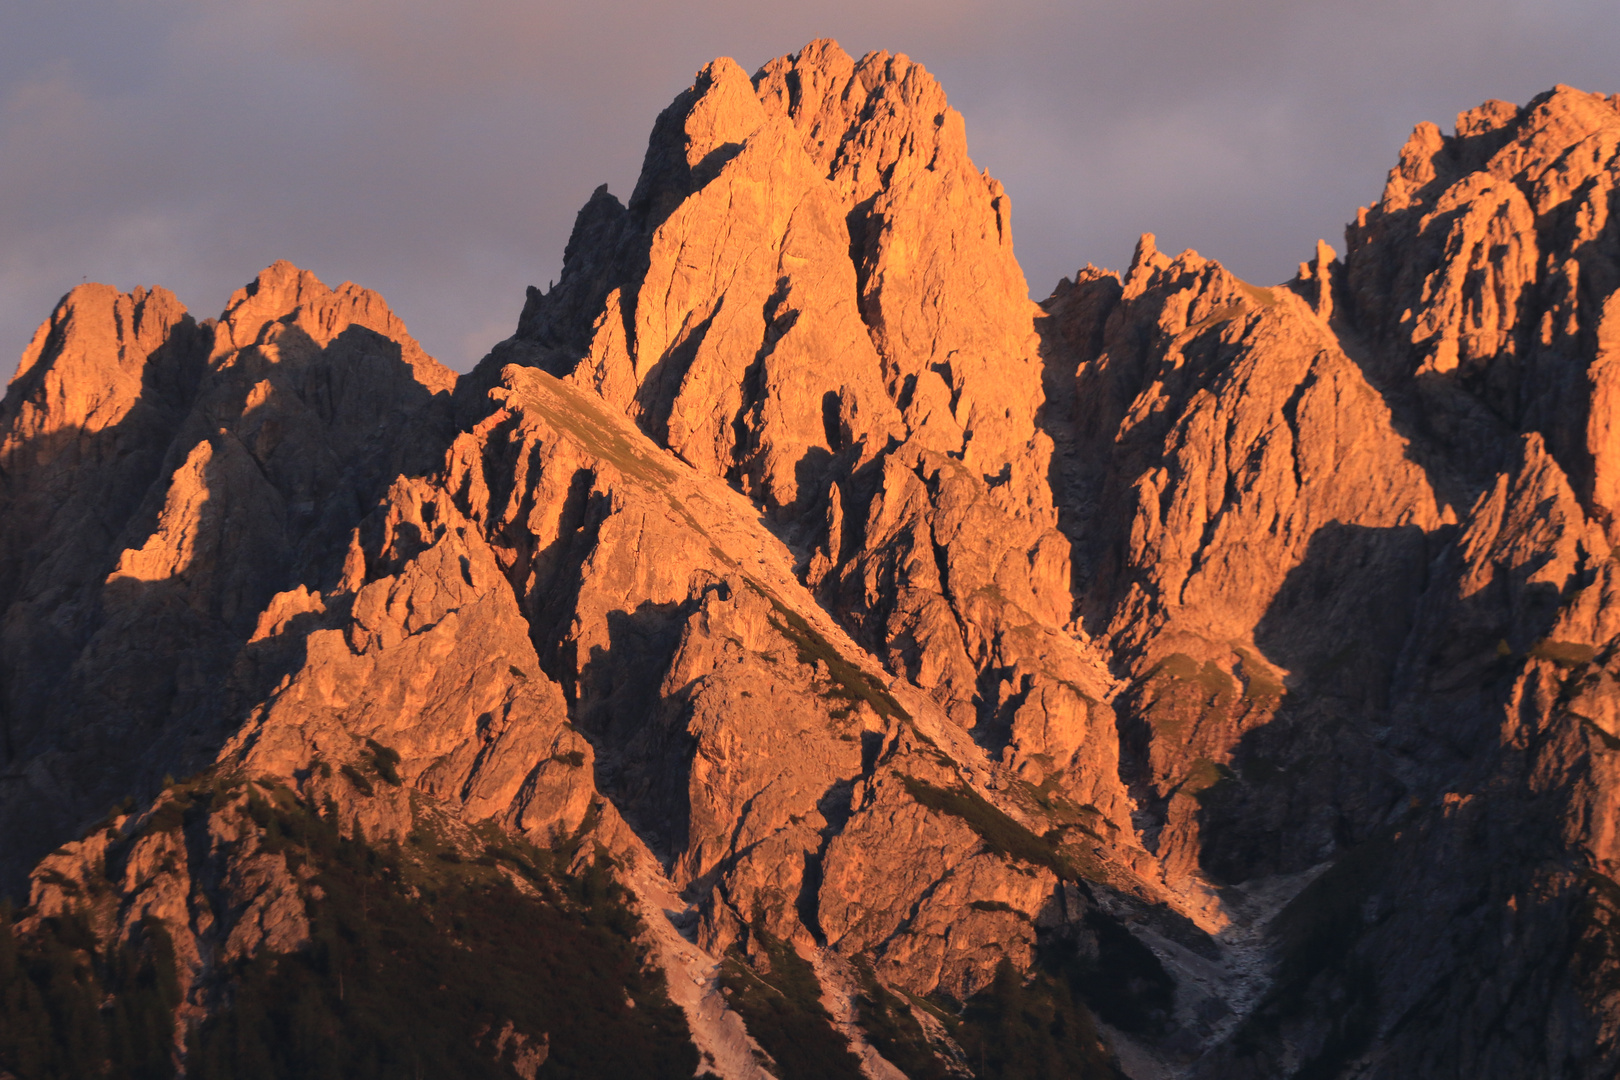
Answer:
3;38;1620;1080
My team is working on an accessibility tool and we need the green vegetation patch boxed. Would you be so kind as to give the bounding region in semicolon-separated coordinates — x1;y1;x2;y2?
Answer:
1141;653;1239;744
1238;281;1279;307
717;928;863;1080
1181;757;1236;801
748;581;910;726
193;792;696;1080
949;958;1123;1080
1232;645;1285;703
902;776;1059;870
363;740;402;786
513;372;681;488
1529;639;1599;668
0;909;181;1080
338;764;374;798
0;774;698;1080
1065;914;1174;1035
851;962;955;1080
900;776;1103;882
1149;653;1237;703
1009;776;1111;841
128;772;245;840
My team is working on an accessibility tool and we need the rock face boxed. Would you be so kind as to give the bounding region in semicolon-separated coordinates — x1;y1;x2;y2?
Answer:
1039;83;1620;1079
0;264;453;887
3;39;1620;1080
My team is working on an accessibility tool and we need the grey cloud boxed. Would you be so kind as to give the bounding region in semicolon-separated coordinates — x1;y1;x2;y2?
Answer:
2;0;1616;371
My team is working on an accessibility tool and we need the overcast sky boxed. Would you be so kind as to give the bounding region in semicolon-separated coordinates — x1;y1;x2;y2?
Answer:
3;0;1617;372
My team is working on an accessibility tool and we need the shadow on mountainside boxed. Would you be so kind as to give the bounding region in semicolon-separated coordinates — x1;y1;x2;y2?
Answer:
576;600;702;861
1192;522;1438;884
1196;516;1563;886
1323;310;1509;516
1188;519;1618;1080
0;312;454;901
0;305;209;898
1032;274;1122;624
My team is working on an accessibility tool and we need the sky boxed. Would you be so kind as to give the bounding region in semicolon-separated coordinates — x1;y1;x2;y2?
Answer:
3;0;1617;373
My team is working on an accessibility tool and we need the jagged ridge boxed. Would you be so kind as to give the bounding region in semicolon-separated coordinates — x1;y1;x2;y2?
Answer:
2;40;1620;1080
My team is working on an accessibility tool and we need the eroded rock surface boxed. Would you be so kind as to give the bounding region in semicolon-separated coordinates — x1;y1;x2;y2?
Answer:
4;43;1620;1080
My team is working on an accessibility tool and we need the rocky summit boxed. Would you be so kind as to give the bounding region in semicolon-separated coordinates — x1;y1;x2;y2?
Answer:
2;38;1619;1080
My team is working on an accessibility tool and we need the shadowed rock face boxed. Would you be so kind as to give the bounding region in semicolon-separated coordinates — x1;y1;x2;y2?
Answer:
0;265;455;888
3;40;1620;1080
1038;84;1620;1079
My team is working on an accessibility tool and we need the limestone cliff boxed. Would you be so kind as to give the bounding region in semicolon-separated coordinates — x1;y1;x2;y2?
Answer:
3;40;1620;1080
